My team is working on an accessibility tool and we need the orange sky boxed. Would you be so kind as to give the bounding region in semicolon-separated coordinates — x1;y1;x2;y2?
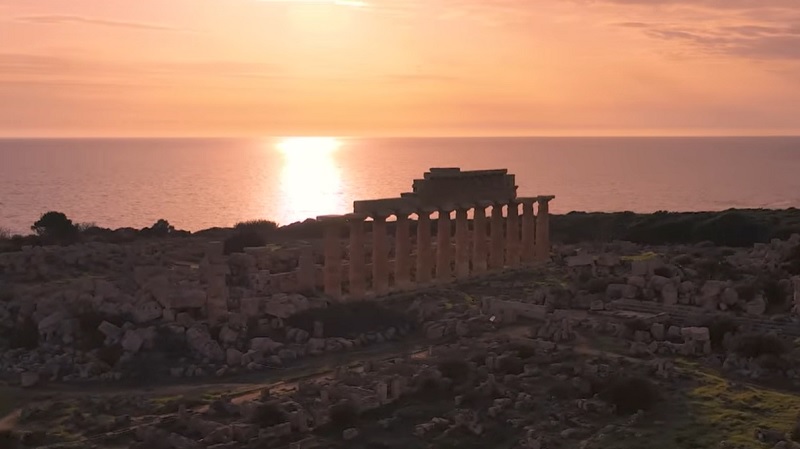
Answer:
1;0;800;137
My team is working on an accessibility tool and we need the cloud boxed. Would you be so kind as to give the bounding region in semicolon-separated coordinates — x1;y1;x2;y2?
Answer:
16;15;175;31
613;21;800;60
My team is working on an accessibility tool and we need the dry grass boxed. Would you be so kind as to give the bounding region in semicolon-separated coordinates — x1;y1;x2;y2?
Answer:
605;361;800;449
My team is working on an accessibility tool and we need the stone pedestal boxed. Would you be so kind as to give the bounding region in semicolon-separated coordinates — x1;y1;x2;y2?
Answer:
520;198;536;264
534;196;554;261
489;203;505;270
435;206;454;282
346;213;367;300
298;244;316;291
472;202;490;275
416;208;435;285
317;215;344;299
505;201;521;267
455;206;471;279
372;212;390;296
394;212;413;290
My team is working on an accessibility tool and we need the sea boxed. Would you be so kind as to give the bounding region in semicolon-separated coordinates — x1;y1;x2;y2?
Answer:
2;136;800;234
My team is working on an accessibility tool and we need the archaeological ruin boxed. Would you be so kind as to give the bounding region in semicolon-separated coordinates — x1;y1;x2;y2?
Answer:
202;167;555;319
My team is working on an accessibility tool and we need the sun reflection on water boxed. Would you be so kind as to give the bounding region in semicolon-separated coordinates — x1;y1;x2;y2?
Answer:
276;137;344;223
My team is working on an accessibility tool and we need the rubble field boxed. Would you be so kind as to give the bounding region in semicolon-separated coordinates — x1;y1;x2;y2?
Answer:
3;233;800;448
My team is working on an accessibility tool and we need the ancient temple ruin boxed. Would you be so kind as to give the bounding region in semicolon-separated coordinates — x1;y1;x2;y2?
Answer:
316;167;555;300
193;167;555;319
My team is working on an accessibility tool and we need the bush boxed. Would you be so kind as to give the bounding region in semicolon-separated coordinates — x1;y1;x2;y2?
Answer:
624;318;651;333
586;278;609;294
223;230;266;255
692;211;770;247
235;219;279;235
9;317;39;350
329;401;359;428
437;359;471;384
598;376;661;415
734;333;789;359
736;285;758;302
31;211;78;243
496;355;524;375
252;401;289;427
285;301;414;339
0;430;18;449
702;317;739;351
97;344;124;367
156;327;190;357
0;227;10;240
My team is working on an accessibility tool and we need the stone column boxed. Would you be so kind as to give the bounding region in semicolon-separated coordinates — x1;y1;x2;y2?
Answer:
472;201;490;275
415;207;435;285
455;205;471;279
394;210;413;290
435;205;454;282
372;211;390;296
534;196;554;261
317;215;343;300
505;201;521;267
297;244;316;291
345;213;367;300
520;198;537;264
489;203;505;270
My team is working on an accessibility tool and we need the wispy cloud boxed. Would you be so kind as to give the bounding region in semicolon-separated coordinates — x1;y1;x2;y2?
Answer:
16;15;176;31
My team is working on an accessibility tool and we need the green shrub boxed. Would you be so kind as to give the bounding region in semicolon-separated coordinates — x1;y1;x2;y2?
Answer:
252;401;289;427
702;317;739;351
736;285;758;302
437;359;471;384
691;211;770;247
285;301;414;339
223;230;266;254
624;318;651;333
329;401;359;428
734;333;789;359
9;317;39;350
234;219;278;235
653;266;673;278
496;355;524;375
586;278;609;294
97;344;124;367
31;211;78;243
598;376;661;415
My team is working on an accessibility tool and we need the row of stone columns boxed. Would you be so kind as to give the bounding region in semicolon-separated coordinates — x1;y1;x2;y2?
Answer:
317;196;554;300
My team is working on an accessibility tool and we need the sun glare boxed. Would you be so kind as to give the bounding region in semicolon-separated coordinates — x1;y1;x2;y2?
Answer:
276;137;342;156
259;0;367;7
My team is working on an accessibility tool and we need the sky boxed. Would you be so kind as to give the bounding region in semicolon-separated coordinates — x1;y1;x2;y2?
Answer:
1;0;800;137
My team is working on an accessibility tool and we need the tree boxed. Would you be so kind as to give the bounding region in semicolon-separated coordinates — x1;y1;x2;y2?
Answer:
31;211;78;242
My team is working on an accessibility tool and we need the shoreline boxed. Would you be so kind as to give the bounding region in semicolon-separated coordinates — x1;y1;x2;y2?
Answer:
3;207;800;253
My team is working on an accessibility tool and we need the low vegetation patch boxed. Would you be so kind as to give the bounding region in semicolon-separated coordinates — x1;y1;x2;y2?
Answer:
223;230;267;255
329;401;360;429
598;376;661;415
702;317;739;351
734;333;789;359
285;301;414;339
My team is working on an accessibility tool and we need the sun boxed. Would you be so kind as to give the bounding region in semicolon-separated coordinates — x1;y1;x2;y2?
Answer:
276;137;342;156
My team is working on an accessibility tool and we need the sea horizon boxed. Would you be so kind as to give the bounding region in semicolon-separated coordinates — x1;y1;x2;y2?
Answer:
3;135;800;234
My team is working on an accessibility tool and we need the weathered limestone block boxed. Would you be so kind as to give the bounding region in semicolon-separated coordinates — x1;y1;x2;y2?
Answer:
250;337;284;353
172;288;207;309
746;296;767;315
121;329;145;353
98;321;123;341
661;283;678;305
